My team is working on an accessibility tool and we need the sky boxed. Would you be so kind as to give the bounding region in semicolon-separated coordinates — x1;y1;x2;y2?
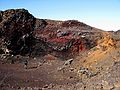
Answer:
0;0;120;31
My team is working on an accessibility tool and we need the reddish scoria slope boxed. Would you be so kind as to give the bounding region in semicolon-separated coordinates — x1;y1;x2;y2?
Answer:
33;19;103;59
0;8;103;59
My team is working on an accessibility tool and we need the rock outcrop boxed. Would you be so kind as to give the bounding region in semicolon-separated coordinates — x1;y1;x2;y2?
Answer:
1;8;120;90
0;9;36;55
0;9;103;59
34;19;103;59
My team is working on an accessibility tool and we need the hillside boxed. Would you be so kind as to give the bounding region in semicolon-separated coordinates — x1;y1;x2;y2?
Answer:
0;9;120;90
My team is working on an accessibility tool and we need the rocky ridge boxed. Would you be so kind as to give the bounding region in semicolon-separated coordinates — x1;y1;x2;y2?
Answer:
0;9;103;59
0;9;120;90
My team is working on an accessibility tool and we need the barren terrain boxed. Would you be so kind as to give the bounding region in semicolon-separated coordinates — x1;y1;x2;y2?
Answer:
0;9;120;90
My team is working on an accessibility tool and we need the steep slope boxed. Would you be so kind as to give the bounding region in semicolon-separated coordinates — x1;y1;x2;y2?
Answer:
0;9;104;60
34;19;103;59
69;31;120;90
0;9;36;55
1;9;120;90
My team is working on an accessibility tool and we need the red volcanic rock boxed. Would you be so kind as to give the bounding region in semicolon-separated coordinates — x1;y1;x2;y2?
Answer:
34;28;89;59
33;19;101;59
0;9;102;59
48;39;86;59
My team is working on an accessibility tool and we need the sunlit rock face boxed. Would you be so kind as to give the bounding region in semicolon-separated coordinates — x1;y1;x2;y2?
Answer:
0;9;103;59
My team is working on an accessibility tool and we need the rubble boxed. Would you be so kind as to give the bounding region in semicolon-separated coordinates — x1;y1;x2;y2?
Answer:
0;8;120;90
78;67;99;78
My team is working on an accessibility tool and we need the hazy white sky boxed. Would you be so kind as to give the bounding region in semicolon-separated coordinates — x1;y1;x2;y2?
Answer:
0;0;120;31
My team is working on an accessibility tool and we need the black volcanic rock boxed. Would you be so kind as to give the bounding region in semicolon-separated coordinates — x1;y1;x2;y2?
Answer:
0;8;103;59
0;9;36;55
